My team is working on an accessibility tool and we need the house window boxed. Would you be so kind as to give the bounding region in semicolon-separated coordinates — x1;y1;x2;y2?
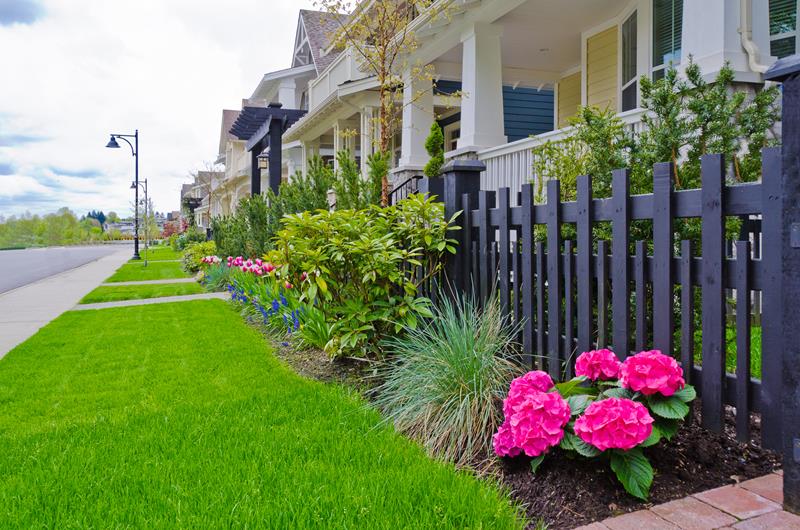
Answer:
652;0;683;80
770;0;798;58
621;12;638;111
448;128;460;151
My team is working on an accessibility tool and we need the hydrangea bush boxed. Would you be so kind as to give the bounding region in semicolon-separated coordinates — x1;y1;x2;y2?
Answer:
494;348;696;500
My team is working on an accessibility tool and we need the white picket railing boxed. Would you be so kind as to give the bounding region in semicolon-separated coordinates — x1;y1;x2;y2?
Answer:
476;109;649;204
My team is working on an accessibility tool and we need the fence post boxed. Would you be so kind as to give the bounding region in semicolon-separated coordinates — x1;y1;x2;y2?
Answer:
441;159;484;294
765;56;800;514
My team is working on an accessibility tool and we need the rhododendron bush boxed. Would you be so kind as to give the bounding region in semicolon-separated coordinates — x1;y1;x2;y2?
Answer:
494;349;696;500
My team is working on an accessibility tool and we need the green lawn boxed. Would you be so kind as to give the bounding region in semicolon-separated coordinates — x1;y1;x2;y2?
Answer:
79;282;205;304
106;261;190;282
0;300;522;528
690;326;763;378
129;246;181;262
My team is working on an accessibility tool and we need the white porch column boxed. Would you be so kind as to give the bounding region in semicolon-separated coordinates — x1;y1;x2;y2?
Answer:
398;69;434;169
278;78;298;108
360;106;376;175
458;22;506;150
300;139;319;176
681;0;773;82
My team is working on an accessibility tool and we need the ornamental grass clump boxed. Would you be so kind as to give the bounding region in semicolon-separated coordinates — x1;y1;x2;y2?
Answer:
374;294;522;467
494;349;696;500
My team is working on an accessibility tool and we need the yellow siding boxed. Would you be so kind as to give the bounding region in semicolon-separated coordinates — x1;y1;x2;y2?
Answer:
557;72;581;129
586;26;618;112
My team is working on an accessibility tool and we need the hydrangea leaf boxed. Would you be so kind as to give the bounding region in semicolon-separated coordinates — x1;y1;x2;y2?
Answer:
654;417;680;441
555;376;597;398
602;387;634;399
530;454;546;474
646;394;690;419
639;427;662;447
562;432;601;457
673;384;697;403
566;395;592;416
609;448;653;500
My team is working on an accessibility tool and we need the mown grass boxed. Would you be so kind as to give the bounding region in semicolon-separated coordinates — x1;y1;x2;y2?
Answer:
0;300;523;528
129;246;181;262
106;261;189;282
79;282;204;304
689;326;763;378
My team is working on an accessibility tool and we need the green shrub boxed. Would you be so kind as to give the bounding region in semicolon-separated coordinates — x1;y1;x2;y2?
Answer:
202;262;231;291
424;122;445;177
373;294;522;467
171;227;205;251
267;193;458;357
182;241;216;273
295;304;334;351
213;156;333;258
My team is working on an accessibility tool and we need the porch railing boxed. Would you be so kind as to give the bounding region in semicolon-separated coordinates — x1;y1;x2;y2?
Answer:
476;109;649;204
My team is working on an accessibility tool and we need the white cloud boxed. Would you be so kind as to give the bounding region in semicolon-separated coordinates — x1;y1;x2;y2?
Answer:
0;0;316;217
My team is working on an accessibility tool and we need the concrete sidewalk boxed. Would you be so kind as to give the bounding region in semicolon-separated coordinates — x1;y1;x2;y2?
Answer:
0;247;131;358
101;278;196;286
73;292;227;311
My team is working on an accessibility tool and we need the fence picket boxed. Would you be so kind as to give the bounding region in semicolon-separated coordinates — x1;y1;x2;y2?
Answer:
612;169;631;358
498;188;511;317
635;241;647;351
546;180;562;379
577;175;593;354
653;162;674;355
521;184;535;367
680;240;694;387
461;193;473;295
536;241;546;367
735;240;751;442
597;241;608;349
564;241;575;377
700;154;726;433
478;191;495;305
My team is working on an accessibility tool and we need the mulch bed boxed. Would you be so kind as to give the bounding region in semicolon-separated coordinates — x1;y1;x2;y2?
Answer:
501;402;780;529
257;326;780;530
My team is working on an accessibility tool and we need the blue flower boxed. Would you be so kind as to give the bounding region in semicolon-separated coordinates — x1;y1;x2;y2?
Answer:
280;294;288;307
272;299;280;312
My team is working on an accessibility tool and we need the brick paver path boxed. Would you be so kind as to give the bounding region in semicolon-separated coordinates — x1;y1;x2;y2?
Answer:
575;472;800;530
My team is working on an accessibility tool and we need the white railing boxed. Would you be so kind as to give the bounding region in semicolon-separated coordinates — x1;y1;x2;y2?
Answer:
476;109;649;204
308;47;368;110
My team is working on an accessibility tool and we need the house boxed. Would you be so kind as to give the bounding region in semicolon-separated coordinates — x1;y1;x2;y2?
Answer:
204;1;784;217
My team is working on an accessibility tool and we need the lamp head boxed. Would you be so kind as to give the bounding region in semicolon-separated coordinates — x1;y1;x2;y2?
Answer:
106;135;121;149
130;181;136;189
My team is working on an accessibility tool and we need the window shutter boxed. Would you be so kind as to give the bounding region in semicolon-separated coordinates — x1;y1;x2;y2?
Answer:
769;0;797;58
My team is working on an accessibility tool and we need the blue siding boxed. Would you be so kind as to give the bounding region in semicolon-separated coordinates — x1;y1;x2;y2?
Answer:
433;80;555;142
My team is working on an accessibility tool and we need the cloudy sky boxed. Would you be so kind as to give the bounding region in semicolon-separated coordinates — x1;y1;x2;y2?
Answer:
0;0;315;218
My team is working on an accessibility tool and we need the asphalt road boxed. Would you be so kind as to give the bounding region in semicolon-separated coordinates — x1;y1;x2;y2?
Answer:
0;245;130;294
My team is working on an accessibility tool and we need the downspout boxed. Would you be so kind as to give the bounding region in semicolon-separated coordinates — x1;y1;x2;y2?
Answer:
740;0;770;74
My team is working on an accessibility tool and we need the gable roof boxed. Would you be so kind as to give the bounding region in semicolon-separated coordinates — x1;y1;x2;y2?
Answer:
295;9;349;75
218;109;240;156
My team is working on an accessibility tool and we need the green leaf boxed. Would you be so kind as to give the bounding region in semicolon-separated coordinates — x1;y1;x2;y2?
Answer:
647;394;690;419
609;448;653;500
602;387;634;399
530;454;546;474
639;427;662;448
555;376;597;398
566;395;592;416
562;432;601;457
315;276;328;295
654;418;680;441
559;433;575;451
673;385;697;403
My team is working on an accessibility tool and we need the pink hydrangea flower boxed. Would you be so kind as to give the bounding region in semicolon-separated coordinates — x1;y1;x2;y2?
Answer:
575;349;622;380
506;391;571;457
574;397;654;451
492;421;521;457
503;371;554;416
619;350;685;396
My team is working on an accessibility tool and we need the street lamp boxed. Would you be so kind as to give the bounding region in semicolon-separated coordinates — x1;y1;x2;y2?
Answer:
131;179;148;266
106;130;140;260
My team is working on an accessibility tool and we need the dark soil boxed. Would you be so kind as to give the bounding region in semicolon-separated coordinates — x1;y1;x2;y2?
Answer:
502;402;780;529
245;317;780;530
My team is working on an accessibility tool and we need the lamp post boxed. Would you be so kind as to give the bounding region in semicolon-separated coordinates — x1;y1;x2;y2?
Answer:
106;130;140;260
131;179;148;266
